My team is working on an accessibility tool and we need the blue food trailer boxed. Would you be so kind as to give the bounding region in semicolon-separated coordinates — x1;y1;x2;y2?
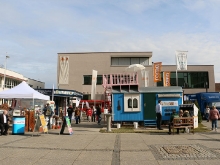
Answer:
112;86;183;126
188;92;220;118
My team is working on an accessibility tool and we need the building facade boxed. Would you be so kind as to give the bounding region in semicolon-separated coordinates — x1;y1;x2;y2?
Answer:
0;67;27;92
57;52;215;99
0;68;46;92
27;78;45;89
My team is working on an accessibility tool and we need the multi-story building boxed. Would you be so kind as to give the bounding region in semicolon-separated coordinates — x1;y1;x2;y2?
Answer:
57;52;214;100
0;68;45;92
0;67;27;92
27;78;45;89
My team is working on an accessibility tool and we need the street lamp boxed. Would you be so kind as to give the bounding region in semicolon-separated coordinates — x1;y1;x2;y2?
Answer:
3;55;10;90
205;82;208;93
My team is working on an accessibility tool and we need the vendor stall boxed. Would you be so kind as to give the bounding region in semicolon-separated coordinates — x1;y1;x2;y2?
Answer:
0;81;50;134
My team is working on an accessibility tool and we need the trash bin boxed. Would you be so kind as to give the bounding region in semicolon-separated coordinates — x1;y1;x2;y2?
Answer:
134;122;138;129
12;116;25;135
117;123;121;129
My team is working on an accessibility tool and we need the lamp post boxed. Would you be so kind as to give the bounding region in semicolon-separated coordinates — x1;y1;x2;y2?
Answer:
205;82;208;93
3;55;10;91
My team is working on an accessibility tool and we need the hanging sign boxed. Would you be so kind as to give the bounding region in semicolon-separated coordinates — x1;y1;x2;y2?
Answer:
153;62;162;82
163;72;170;87
176;51;188;70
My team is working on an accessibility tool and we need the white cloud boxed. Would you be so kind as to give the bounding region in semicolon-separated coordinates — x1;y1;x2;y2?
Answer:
1;0;220;87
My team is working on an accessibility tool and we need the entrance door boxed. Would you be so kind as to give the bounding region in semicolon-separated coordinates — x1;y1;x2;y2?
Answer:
143;93;156;120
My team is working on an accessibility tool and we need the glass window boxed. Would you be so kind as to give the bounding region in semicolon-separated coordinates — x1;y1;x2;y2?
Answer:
131;58;139;64
83;75;92;85
157;72;209;89
119;58;130;65
111;57;149;66
128;98;132;108
133;98;138;108
111;57;118;65
140;58;149;66
84;75;103;85
97;75;102;85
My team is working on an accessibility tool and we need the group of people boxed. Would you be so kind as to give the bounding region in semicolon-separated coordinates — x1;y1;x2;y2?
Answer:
167;109;190;134
205;105;219;131
67;104;102;125
156;100;220;133
155;100;191;134
67;106;81;124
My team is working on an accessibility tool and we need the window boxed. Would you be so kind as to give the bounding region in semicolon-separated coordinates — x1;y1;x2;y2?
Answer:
133;98;138;108
3;78;20;89
82;94;90;100
124;94;140;112
157;72;209;88
97;75;103;85
111;57;149;66
83;75;92;85
83;75;103;85
128;98;132;108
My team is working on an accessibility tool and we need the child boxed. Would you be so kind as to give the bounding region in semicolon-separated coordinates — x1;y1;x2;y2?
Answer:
87;108;92;122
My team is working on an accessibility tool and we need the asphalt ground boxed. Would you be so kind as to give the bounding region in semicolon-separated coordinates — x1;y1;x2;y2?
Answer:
0;119;220;165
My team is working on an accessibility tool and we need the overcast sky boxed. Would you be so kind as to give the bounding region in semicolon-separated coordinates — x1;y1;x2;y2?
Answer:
0;0;220;88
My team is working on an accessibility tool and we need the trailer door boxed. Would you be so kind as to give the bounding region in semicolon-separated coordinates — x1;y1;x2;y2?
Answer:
143;93;156;120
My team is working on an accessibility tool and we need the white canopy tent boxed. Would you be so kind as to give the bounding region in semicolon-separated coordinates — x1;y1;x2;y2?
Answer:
0;81;49;100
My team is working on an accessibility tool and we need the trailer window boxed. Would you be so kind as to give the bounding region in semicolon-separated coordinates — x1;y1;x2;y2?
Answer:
212;102;220;107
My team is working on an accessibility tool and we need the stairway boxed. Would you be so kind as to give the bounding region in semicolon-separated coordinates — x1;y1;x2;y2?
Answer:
144;120;157;126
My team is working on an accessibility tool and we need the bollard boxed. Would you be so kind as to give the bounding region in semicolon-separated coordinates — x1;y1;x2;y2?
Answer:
106;114;112;132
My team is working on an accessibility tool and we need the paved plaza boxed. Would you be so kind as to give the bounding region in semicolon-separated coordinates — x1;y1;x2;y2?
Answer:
0;120;220;165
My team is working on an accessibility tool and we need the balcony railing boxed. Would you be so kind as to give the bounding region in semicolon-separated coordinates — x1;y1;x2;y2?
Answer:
102;73;138;89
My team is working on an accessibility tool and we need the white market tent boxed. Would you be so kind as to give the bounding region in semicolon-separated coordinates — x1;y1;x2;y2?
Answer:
0;81;49;100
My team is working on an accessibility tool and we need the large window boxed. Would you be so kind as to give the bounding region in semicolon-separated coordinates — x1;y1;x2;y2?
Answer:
3;78;20;89
111;57;149;66
83;75;103;85
157;72;209;88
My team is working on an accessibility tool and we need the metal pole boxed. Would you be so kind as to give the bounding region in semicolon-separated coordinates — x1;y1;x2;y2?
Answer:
3;54;10;91
206;82;208;92
176;70;178;86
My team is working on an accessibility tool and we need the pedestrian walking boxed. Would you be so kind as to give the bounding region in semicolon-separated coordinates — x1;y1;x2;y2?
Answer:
209;106;220;131
75;108;80;124
205;105;210;122
155;100;163;130
92;106;96;122
96;105;102;125
67;105;74;123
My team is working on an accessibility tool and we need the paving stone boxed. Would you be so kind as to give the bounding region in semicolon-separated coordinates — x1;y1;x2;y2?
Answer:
73;160;112;165
121;160;159;165
33;158;74;165
76;151;112;161
0;157;36;165
120;151;156;161
149;144;219;160
158;160;198;165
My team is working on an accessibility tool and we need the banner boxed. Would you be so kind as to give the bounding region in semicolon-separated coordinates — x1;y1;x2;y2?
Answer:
153;62;162;82
163;72;170;87
59;56;69;84
65;117;73;135
176;51;188;70
141;70;149;87
91;70;97;100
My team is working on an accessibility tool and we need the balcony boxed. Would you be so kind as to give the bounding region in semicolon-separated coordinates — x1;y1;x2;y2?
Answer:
102;73;138;92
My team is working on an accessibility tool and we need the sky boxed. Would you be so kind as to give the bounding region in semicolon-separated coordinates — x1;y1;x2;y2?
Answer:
0;0;220;88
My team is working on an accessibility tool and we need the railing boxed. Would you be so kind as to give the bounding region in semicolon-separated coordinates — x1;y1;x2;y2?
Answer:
102;73;138;88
